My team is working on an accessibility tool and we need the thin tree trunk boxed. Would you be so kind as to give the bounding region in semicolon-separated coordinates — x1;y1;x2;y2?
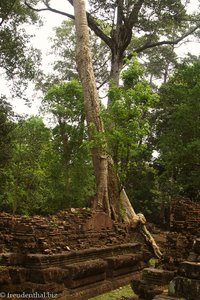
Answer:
110;52;123;85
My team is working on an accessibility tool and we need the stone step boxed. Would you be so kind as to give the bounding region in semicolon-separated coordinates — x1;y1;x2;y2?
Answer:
179;261;200;279
153;294;186;300
142;268;174;285
131;279;164;299
168;276;200;300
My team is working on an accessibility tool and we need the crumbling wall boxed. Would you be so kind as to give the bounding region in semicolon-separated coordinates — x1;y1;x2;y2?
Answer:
170;197;200;235
158;197;200;270
0;209;134;254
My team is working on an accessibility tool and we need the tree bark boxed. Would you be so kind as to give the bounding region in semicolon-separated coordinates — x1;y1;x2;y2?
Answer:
73;0;111;215
110;52;123;85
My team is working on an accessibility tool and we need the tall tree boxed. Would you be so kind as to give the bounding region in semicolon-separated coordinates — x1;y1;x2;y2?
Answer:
4;117;54;214
154;58;200;202
0;97;14;168
42;80;95;208
142;45;178;85
73;0;111;215
0;97;15;209
25;0;200;87
73;0;161;257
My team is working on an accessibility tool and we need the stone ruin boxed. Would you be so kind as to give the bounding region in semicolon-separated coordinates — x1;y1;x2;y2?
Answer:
170;197;200;234
0;197;199;299
0;209;153;299
131;197;200;300
153;237;200;300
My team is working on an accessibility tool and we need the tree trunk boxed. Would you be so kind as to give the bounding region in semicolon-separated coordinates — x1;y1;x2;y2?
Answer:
109;52;123;87
73;0;162;258
73;0;111;215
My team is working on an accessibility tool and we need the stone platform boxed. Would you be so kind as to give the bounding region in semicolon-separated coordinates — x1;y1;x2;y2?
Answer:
0;210;153;299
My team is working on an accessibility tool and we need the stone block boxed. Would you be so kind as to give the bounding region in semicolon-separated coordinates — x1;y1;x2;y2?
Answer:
106;254;142;270
13;223;34;234
153;294;185;300
142;268;174;285
194;239;200;254
168;276;200;300
28;267;69;284
131;279;164;300
0;268;11;284
9;267;27;284
179;261;200;279
83;212;113;230
66;259;107;280
66;273;105;289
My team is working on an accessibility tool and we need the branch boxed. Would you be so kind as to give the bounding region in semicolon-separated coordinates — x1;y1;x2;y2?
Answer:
133;23;200;54
87;14;113;49
128;0;145;28
121;0;145;53
118;0;126;24
97;78;109;90
24;1;75;19
25;0;112;49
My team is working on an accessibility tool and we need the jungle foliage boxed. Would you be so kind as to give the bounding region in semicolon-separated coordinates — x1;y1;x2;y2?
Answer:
0;0;200;217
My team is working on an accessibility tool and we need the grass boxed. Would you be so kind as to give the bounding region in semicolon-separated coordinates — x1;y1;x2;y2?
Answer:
89;284;136;300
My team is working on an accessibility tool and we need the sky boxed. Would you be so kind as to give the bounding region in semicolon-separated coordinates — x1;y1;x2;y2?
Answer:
2;0;200;116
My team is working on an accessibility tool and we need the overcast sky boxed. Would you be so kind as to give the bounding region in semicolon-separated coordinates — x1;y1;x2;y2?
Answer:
2;0;200;116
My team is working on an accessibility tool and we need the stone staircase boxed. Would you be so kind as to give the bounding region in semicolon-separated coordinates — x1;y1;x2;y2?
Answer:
0;243;151;300
0;210;153;299
154;238;200;300
131;237;200;300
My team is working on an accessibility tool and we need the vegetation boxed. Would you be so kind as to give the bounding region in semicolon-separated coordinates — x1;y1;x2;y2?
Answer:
90;285;135;300
154;59;200;202
0;0;41;96
0;0;200;219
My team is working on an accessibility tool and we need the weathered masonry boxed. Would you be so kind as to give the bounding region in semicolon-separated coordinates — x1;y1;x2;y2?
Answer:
0;210;152;299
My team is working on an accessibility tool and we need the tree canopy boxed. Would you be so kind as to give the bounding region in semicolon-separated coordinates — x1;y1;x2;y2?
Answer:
155;58;200;201
0;0;41;95
25;0;200;86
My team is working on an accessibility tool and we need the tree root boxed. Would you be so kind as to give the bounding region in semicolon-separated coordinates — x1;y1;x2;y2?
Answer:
135;213;162;259
119;189;162;259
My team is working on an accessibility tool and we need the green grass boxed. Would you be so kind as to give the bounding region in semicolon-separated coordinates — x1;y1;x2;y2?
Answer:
89;284;136;300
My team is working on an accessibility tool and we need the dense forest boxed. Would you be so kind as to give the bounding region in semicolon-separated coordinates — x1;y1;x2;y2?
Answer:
0;0;200;219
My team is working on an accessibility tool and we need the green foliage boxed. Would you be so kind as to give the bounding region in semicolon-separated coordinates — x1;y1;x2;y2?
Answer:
0;0;41;92
104;58;161;214
0;79;96;215
1;117;54;214
0;97;15;210
105;58;159;176
49;20;110;86
155;58;200;201
143;45;178;84
122;58;144;88
42;80;95;209
90;285;134;300
43;80;84;123
0;97;14;168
